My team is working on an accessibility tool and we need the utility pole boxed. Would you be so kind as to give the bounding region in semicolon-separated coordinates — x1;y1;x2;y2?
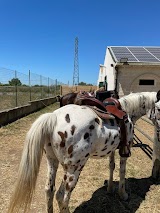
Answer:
73;37;79;85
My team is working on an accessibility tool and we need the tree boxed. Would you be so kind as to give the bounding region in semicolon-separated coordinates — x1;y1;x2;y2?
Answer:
79;81;86;85
9;78;22;86
78;81;93;86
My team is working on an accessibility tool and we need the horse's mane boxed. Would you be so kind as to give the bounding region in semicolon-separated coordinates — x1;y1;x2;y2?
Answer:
119;92;157;122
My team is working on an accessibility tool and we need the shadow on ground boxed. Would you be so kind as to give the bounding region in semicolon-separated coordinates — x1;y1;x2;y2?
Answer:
74;177;159;213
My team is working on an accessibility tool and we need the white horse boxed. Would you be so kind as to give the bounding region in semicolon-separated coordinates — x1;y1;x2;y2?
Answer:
102;91;160;202
118;91;160;180
8;104;134;213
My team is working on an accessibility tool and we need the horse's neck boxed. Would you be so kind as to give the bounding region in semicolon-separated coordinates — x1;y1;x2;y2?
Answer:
119;92;157;123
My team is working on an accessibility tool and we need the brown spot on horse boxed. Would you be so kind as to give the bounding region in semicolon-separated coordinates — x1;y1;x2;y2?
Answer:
65;114;70;123
58;131;66;147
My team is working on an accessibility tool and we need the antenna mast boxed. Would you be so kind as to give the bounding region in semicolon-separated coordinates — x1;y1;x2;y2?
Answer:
73;37;79;85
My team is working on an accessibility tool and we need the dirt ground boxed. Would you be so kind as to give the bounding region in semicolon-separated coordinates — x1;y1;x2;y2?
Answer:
1;103;160;213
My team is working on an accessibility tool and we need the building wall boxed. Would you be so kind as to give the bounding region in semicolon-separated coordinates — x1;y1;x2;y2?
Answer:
117;65;160;97
103;48;116;90
97;65;106;85
97;48;116;90
98;48;160;96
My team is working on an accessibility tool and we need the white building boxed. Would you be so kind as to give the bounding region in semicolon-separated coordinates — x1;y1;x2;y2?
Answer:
97;46;160;96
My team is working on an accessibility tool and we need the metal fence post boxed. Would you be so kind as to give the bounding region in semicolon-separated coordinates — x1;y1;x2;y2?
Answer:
15;70;18;107
55;79;57;95
40;75;42;99
60;85;62;95
29;70;31;101
48;77;49;97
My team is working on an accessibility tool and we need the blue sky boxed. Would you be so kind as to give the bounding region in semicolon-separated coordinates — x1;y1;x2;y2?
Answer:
0;0;160;85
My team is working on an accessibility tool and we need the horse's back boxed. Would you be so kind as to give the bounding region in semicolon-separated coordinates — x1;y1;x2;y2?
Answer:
55;104;96;124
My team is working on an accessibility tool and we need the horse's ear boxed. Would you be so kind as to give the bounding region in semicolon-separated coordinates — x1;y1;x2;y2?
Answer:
157;90;160;102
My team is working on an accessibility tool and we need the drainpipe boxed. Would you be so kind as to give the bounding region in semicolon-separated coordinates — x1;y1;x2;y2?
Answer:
115;66;118;92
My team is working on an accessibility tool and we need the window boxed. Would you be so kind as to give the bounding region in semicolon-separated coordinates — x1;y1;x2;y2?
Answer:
139;79;154;85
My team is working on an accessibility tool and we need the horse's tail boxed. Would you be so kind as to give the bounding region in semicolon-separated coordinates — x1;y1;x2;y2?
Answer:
8;112;57;213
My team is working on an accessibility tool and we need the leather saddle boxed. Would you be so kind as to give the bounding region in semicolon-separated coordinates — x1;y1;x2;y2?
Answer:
74;96;131;158
75;96;125;120
75;96;114;120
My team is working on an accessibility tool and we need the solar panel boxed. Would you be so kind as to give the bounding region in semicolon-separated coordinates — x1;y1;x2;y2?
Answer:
128;47;159;62
111;47;137;62
110;46;160;63
145;47;160;61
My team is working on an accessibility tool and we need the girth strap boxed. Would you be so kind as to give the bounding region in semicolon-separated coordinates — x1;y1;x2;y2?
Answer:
103;97;131;157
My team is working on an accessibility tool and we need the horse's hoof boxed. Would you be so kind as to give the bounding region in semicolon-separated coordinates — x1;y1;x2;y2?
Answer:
104;180;108;186
152;159;160;180
151;175;160;184
119;192;128;201
107;185;115;194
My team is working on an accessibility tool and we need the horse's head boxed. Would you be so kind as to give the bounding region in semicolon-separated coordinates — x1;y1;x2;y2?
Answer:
156;90;160;101
56;95;61;102
148;92;160;141
111;90;119;99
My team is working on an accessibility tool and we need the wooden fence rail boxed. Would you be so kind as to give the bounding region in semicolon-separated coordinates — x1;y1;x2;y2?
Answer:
133;117;154;159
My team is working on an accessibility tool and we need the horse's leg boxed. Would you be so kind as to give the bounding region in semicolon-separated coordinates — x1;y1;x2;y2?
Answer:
45;146;59;213
152;158;160;180
56;152;90;213
152;130;160;180
107;151;115;193
56;169;82;213
118;157;128;200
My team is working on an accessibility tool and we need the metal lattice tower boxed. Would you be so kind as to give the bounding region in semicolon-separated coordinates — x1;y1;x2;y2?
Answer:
73;37;79;85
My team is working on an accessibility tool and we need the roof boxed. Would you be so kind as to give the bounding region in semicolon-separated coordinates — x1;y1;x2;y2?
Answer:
109;46;160;63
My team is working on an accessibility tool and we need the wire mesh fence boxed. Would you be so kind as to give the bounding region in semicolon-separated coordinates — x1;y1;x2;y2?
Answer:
0;67;62;111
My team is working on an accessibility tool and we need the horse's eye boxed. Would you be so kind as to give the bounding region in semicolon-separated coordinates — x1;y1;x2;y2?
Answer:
158;109;160;112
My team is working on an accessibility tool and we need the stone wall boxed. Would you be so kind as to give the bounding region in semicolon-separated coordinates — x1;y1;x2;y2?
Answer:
0;96;57;127
117;65;160;97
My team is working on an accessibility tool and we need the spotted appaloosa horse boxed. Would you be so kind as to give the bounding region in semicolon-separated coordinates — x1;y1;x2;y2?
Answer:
117;90;160;180
8;104;134;213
